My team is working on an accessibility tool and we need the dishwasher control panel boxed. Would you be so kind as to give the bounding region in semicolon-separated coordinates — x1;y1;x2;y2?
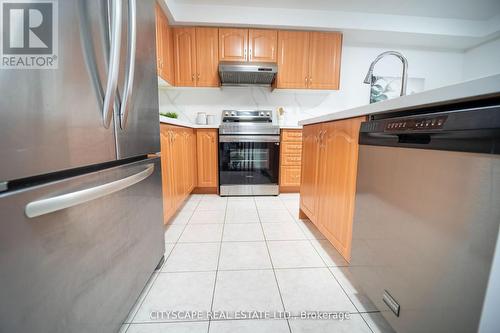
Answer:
384;115;448;132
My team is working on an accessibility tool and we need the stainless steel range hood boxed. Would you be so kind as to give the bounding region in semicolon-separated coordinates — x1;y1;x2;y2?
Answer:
218;62;277;86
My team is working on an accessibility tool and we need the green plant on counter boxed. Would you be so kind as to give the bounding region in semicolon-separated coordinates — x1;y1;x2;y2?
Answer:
160;112;178;119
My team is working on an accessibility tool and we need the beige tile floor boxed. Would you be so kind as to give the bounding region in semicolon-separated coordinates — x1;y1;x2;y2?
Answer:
121;194;394;333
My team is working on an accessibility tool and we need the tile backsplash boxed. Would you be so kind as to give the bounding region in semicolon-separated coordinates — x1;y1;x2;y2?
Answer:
158;86;358;126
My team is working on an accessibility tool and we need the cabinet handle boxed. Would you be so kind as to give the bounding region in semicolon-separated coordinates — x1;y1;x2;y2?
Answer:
191;74;195;81
244;48;247;61
197;73;200;80
249;48;252;61
305;77;308;84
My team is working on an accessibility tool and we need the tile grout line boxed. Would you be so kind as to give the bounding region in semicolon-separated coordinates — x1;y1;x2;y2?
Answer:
162;196;203;269
256;196;293;333
287;193;379;329
279;195;378;330
125;195;203;328
207;196;228;333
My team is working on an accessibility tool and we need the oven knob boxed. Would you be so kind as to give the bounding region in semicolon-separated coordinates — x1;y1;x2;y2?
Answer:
260;112;265;116
224;112;229;116
266;112;271;117
231;112;236;116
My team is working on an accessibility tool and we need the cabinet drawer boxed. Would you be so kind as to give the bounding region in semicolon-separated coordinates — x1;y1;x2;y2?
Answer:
281;166;301;186
282;153;302;166
282;142;302;154
282;130;303;142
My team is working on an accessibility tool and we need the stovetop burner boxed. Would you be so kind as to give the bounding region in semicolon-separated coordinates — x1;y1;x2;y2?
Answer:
219;110;279;135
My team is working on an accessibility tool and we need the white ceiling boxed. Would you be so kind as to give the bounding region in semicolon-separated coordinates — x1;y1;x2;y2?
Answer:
163;0;500;50
173;0;500;21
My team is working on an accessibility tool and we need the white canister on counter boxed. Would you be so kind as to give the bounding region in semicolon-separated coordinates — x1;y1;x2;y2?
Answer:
196;112;207;125
206;115;215;125
277;107;285;125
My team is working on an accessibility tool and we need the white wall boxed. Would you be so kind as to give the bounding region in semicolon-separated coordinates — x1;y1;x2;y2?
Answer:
159;44;464;126
462;37;500;81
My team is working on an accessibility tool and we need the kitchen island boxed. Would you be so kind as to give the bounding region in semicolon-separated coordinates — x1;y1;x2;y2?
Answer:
298;74;500;261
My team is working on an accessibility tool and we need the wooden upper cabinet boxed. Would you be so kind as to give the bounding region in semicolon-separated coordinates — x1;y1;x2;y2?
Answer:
195;27;219;87
276;30;310;89
248;29;277;63
155;5;174;84
155;5;163;74
219;28;248;62
308;32;342;90
196;129;218;187
173;27;197;86
277;30;342;90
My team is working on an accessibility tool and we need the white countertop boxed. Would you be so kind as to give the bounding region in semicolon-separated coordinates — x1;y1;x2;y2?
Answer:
159;116;219;129
160;116;302;129
299;74;500;125
279;125;303;129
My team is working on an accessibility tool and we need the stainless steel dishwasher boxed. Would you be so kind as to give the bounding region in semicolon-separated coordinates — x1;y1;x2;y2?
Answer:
351;104;500;333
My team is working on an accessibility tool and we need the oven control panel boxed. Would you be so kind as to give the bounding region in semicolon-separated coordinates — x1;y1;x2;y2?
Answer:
222;110;273;123
384;115;448;132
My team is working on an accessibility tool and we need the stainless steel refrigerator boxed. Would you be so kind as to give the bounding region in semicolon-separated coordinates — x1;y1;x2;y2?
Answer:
0;1;164;332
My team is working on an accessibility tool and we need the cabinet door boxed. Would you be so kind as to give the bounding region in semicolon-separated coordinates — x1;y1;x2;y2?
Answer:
281;166;301;187
317;117;363;261
160;126;176;223
170;129;185;205
276;31;310;89
248;29;277;63
181;130;190;195
196;129;218;187
299;124;321;223
154;5;163;78
189;130;197;192
173;27;197;86
196;27;219;87
308;32;342;90
162;15;175;84
219;28;248;62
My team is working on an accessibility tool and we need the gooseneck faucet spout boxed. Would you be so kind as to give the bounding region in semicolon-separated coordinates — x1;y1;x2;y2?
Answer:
363;51;408;96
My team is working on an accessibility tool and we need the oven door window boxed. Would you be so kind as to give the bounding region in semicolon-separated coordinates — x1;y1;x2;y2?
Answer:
219;142;279;185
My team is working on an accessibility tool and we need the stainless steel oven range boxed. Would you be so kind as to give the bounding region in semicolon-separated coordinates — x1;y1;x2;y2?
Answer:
219;110;280;196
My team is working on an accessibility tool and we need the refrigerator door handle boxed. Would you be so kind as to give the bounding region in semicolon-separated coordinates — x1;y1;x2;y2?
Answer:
25;164;154;218
119;0;137;130
102;0;122;129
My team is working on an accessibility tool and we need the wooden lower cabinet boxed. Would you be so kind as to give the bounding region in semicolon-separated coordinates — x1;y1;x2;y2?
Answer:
299;117;365;261
280;129;303;192
160;124;197;224
160;125;220;224
299;124;321;222
196;129;218;189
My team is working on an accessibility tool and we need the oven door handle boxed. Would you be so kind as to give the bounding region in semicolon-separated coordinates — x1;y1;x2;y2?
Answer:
219;135;280;143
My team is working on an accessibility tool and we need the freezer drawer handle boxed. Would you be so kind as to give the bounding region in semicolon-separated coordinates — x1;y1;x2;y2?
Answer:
102;0;122;129
119;0;137;129
25;164;154;218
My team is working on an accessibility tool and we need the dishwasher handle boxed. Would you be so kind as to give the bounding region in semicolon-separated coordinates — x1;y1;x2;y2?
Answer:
25;164;154;218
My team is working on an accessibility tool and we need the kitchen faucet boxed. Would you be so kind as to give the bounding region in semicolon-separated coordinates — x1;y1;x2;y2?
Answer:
363;51;408;96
